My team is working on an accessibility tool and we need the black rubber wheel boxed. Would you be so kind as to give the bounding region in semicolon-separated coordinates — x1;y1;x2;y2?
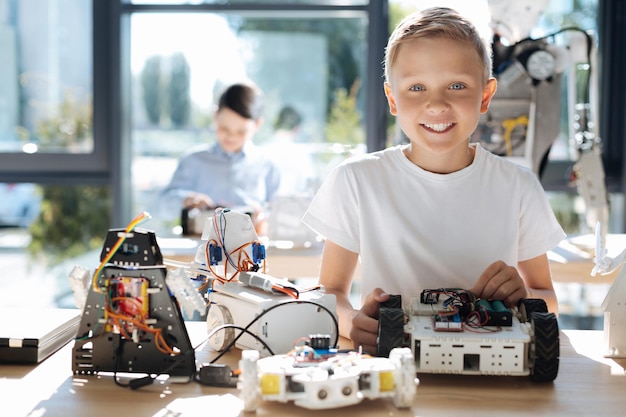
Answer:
529;311;560;382
518;298;548;323
377;295;404;357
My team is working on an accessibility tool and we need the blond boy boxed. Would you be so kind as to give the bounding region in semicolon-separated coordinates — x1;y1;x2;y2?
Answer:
302;7;565;353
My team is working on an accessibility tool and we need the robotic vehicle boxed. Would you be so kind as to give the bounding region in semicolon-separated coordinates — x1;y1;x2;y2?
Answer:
237;335;417;412
377;289;560;382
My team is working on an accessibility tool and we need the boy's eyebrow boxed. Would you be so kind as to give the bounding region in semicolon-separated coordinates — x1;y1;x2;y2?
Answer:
394;70;483;81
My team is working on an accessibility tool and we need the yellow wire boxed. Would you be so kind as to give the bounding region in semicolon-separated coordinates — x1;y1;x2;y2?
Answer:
92;212;152;293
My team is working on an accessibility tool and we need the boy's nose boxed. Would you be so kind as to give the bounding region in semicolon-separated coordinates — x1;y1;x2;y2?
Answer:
426;97;449;113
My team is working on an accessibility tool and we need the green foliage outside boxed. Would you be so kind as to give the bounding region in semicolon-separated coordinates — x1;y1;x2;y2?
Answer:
141;53;191;128
141;55;162;125
389;2;414;32
28;186;111;265
19;88;110;265
168;52;191;128
15;89;93;151
325;81;364;145
36;95;92;150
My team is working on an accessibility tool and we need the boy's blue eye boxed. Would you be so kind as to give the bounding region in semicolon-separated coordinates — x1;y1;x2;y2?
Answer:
409;85;425;91
450;83;465;90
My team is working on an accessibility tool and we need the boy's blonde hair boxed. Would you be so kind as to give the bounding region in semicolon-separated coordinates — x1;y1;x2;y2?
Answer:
384;7;492;83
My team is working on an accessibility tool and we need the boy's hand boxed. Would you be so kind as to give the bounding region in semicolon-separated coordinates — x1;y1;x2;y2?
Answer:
183;192;215;209
470;260;528;307
348;288;389;354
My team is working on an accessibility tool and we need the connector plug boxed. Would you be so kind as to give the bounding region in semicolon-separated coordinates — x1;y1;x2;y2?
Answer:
196;364;236;387
129;375;155;390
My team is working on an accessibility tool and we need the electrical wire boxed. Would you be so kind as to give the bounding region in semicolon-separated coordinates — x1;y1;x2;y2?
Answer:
80;213;182;365
109;298;339;390
204;208;267;283
97;211;335;389
206;238;265;283
207;324;275;355
270;284;299;299
85;212;185;365
114;299;337;389
92;211;152;293
422;288;508;333
207;299;340;365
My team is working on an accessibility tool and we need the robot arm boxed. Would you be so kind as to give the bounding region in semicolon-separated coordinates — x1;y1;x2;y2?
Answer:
484;1;609;233
592;222;626;276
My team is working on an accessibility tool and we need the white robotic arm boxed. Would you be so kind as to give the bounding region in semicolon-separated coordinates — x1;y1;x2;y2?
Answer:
484;0;609;234
592;222;626;359
592;222;626;276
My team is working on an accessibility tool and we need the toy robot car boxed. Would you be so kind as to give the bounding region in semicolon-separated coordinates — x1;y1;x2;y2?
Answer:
377;289;559;382
238;335;418;411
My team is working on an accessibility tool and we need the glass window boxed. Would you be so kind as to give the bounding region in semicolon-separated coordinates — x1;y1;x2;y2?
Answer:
0;1;102;310
0;0;93;154
130;1;369;5
0;183;109;309
129;12;368;235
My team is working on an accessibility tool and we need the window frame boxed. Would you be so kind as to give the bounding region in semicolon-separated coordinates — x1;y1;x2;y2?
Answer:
117;0;388;226
0;0;109;183
0;0;388;227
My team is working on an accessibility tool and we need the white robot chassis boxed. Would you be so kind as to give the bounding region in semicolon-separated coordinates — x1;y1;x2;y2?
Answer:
237;341;417;411
377;291;560;382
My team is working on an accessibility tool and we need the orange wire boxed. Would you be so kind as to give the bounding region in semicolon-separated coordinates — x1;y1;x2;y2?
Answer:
271;285;299;299
105;308;177;355
91;212;181;355
204;238;266;283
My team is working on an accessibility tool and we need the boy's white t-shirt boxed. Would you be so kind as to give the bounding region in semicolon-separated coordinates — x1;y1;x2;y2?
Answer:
302;143;566;304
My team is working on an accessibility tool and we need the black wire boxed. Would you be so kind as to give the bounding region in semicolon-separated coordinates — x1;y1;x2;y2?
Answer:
109;298;339;389
208;299;340;364
112;344;194;389
207;324;275;359
217;209;239;270
107;303;207;389
112;335;134;388
121;324;274;388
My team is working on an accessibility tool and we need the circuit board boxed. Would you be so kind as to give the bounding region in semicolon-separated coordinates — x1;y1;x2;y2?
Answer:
378;290;560;381
72;227;195;378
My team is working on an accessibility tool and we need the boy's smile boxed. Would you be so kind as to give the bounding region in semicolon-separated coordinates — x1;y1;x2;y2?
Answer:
423;122;455;133
384;36;496;173
214;107;261;154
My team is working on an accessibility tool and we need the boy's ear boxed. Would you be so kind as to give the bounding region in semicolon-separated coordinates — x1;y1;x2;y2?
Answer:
384;82;398;116
480;78;497;114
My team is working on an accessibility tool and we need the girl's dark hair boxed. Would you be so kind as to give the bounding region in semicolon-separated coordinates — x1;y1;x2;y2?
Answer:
217;83;264;120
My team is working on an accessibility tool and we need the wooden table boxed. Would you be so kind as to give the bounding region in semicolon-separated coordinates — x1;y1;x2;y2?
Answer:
2;322;625;417
548;234;624;284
